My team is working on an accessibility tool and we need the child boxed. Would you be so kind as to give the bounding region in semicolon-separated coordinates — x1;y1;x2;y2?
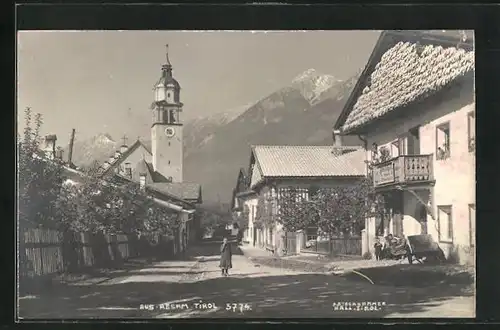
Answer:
374;238;383;261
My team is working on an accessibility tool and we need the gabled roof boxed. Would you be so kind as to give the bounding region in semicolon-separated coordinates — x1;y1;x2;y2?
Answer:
248;145;366;188
231;168;248;209
112;174;196;210
334;30;475;134
99;139;152;176
236;168;247;192
147;182;202;203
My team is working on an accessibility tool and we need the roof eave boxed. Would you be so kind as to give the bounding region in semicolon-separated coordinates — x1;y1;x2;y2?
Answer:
341;72;474;135
236;190;257;198
334;31;389;131
144;185;195;209
334;30;474;133
266;175;366;181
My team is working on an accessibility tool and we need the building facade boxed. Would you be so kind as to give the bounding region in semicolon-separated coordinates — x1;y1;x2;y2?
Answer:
334;30;475;264
238;144;366;256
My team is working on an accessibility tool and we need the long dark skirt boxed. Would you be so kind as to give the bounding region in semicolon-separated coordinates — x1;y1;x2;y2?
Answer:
219;243;232;269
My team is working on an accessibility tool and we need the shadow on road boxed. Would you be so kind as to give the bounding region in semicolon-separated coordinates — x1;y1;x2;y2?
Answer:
18;242;474;319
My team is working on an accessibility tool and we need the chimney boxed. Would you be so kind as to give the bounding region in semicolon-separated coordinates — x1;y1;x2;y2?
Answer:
55;147;64;160
68;129;75;165
120;145;128;153
43;135;57;159
102;161;110;170
139;173;146;190
114;150;121;159
332;129;343;156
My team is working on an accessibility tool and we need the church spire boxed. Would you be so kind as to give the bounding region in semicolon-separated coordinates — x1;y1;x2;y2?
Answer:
165;44;172;66
162;44;173;75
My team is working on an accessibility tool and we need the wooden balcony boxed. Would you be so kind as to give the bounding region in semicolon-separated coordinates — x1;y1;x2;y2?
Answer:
372;154;435;189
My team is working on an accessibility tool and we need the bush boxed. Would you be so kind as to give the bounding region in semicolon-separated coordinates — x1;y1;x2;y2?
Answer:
362;251;372;260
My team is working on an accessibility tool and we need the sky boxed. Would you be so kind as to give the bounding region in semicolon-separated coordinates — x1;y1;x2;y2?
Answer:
17;30;381;146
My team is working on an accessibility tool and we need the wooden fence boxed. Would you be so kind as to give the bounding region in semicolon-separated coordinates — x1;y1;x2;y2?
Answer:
300;234;362;256
283;232;298;256
19;227;176;278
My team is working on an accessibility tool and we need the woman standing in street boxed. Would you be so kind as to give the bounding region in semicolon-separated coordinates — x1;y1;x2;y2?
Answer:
219;237;232;276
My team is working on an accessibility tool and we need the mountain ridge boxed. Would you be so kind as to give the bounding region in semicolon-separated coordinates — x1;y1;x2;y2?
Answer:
64;68;363;204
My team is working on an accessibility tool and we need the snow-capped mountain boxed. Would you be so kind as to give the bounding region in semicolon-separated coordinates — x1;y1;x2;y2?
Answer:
63;133;118;168
292;68;342;105
93;133;116;145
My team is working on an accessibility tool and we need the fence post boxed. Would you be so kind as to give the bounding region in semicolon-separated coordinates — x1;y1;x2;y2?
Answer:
329;237;333;257
38;230;44;275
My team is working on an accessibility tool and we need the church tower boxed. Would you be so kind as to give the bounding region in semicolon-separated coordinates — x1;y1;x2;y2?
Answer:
151;45;184;183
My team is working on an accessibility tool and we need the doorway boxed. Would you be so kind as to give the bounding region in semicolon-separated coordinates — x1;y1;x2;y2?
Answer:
407;126;421;155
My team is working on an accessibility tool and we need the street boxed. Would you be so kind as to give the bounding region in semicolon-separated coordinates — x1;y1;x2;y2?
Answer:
18;241;474;319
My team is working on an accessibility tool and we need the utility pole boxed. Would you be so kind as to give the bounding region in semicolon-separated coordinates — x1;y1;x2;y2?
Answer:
68;129;76;167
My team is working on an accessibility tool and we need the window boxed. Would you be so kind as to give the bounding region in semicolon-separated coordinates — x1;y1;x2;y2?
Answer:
436;122;451;160
390;140;400;157
168;160;171;165
437;205;453;243
469;204;476;247
139;175;146;189
124;162;132;178
468;111;475;152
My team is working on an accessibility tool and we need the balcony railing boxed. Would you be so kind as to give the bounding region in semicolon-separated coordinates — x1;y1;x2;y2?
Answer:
372;154;434;188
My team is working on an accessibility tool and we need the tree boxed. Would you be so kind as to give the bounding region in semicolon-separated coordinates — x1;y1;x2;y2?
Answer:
53;158;180;239
254;194;274;229
232;205;249;230
310;177;384;237
199;210;227;235
275;187;316;232
18;107;64;228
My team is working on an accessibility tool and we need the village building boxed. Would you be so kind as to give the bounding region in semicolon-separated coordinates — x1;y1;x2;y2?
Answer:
333;30;475;264
236;144;366;256
97;45;202;253
231;168;248;216
230;168;248;234
36;132;198;257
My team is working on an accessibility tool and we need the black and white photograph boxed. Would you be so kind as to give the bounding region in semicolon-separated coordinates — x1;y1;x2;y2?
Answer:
17;30;475;319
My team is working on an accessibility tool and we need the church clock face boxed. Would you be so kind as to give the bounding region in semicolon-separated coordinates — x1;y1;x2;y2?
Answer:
165;127;175;138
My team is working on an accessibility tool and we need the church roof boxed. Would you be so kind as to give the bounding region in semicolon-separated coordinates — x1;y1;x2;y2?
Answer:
155;75;181;90
124;158;202;203
155;44;181;90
